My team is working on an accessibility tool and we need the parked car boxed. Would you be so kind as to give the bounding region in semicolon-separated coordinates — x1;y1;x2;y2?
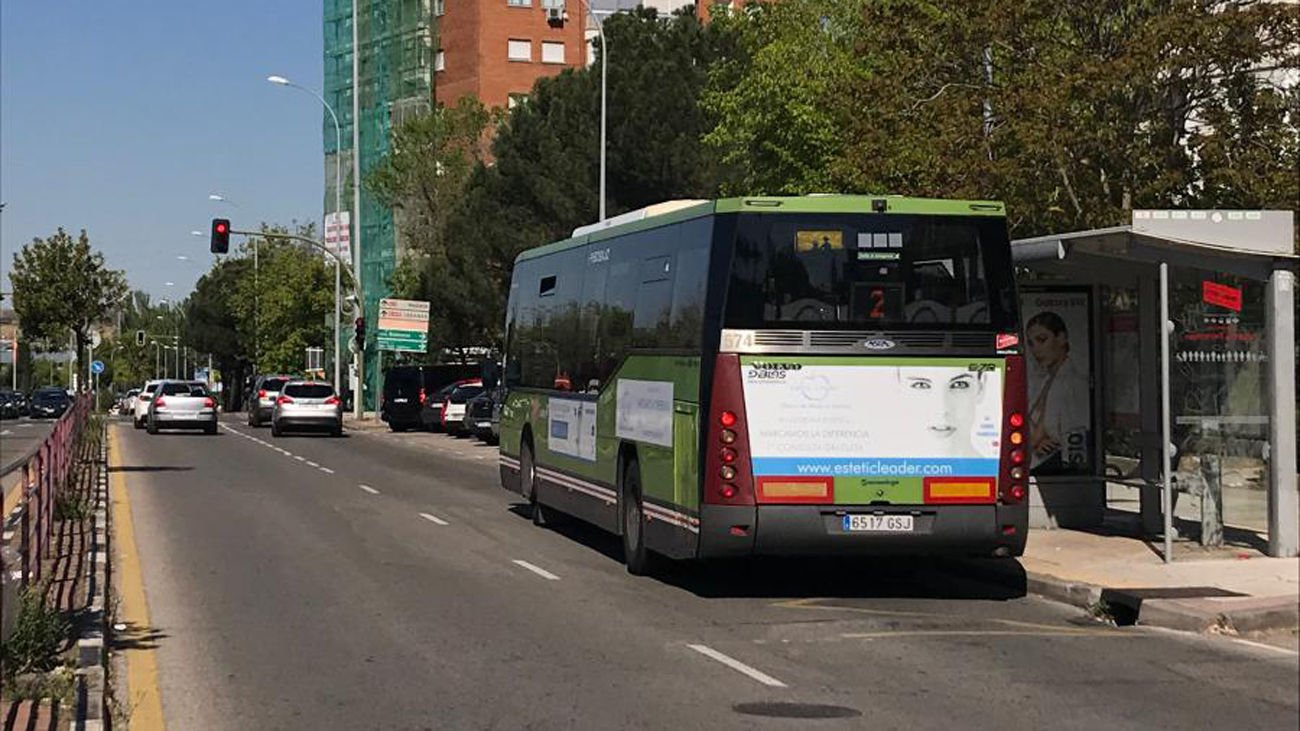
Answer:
147;381;218;435
0;391;19;419
381;364;480;432
271;381;343;437
441;381;484;436
419;382;458;432
465;391;497;443
133;380;163;429
6;391;31;417
29;387;71;419
247;374;294;427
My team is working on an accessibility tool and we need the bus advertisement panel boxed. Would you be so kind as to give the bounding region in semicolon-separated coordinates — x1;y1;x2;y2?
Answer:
740;356;1004;506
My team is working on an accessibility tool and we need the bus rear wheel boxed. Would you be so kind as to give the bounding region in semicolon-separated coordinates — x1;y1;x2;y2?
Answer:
522;440;551;527
621;457;655;576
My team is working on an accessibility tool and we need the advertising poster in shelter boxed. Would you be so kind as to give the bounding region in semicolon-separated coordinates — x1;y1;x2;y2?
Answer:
1021;288;1093;475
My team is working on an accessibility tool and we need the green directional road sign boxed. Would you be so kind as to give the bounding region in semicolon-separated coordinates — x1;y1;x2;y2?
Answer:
377;330;428;353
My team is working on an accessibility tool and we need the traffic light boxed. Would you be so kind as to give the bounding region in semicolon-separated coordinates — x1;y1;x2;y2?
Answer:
354;317;366;344
135;330;146;347
210;218;231;254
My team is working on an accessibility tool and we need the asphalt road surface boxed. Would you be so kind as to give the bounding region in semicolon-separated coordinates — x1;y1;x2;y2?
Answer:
111;415;1300;730
0;417;57;476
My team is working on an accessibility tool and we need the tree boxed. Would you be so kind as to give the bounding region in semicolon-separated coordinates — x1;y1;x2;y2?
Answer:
187;257;254;409
379;6;730;353
704;0;1300;236
9;228;128;383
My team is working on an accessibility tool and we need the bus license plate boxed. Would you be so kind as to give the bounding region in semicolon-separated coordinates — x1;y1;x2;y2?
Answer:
842;515;913;532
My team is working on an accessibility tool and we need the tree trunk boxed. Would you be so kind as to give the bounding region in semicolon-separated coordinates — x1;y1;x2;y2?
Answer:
74;331;88;392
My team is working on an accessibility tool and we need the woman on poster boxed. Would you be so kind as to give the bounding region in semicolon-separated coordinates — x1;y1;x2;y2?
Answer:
1025;311;1090;471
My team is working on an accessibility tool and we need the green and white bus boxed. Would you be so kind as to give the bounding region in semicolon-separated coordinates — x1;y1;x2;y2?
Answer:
498;196;1029;573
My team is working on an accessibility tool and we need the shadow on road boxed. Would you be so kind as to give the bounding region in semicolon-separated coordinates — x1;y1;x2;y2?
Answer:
110;620;169;652
507;502;1027;601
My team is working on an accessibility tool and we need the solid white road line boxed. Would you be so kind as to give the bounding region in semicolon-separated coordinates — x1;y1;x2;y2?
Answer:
687;644;787;688
419;512;449;526
511;559;560;581
359;484;380;495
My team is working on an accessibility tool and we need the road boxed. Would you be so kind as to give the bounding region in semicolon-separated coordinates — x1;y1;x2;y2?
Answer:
1;417;57;479
110;415;1300;730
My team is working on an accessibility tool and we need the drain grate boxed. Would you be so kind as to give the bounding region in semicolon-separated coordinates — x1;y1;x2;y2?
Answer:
733;702;862;719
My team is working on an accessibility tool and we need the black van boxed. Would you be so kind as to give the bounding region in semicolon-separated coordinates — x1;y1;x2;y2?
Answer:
381;364;481;432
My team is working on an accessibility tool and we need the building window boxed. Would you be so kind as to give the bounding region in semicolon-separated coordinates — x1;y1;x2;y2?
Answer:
435;0;445;15
508;0;531;6
508;39;532;62
508;93;529;109
541;41;565;65
435;50;445;72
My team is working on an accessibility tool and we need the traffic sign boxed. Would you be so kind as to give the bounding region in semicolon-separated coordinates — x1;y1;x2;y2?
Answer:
91;359;105;375
377;298;430;353
377;330;428;353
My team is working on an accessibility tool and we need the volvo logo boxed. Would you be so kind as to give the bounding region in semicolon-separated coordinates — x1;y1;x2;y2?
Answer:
862;338;896;351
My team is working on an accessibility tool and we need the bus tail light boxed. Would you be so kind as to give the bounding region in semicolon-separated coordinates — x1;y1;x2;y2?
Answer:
704;354;755;506
1001;355;1029;504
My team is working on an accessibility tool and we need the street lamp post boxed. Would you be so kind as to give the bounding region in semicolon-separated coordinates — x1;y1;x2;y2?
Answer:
588;3;608;222
268;74;345;397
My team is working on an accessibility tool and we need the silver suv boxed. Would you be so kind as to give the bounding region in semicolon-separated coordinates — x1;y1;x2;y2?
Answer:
271;381;343;438
147;381;218;435
248;374;293;427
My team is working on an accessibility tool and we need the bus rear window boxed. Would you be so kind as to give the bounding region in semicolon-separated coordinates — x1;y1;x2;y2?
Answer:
724;213;1018;330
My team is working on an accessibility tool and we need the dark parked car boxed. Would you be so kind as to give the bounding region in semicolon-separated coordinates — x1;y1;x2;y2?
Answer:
29;387;71;419
381;364;480;432
465;390;497;443
0;391;19;419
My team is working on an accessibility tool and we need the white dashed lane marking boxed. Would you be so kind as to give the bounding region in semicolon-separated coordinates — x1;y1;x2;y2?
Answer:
418;512;449;526
511;559;560;581
686;644;787;688
359;485;380;495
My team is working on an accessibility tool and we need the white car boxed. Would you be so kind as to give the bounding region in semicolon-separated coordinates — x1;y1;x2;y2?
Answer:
133;380;163;429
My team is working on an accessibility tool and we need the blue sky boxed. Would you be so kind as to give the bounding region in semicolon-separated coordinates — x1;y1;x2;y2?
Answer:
2;1;326;301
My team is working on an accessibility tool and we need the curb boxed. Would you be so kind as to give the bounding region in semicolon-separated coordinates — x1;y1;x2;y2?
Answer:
943;557;1298;635
74;431;109;730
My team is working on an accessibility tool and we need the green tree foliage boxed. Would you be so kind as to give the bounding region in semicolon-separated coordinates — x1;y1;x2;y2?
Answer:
231;223;335;375
377;6;728;353
9;228;128;379
706;0;1300;236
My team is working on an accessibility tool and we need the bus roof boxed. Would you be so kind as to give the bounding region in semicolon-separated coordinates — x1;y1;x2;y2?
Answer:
515;195;1006;263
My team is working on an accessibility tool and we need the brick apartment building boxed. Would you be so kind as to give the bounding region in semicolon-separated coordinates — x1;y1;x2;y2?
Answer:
436;0;589;109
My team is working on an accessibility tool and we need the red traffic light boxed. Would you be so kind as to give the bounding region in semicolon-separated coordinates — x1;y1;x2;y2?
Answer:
210;218;231;254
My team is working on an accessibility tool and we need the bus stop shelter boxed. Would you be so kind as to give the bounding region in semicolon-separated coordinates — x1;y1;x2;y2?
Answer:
1010;210;1297;560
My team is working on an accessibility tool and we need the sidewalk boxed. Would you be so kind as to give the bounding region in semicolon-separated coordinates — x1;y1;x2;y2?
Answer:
962;524;1299;637
342;412;386;433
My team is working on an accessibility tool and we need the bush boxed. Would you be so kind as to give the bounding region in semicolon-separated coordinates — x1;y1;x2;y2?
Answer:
1;586;70;680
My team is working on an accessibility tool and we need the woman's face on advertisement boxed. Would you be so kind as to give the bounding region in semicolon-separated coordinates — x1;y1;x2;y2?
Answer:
898;368;981;441
1027;323;1067;368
